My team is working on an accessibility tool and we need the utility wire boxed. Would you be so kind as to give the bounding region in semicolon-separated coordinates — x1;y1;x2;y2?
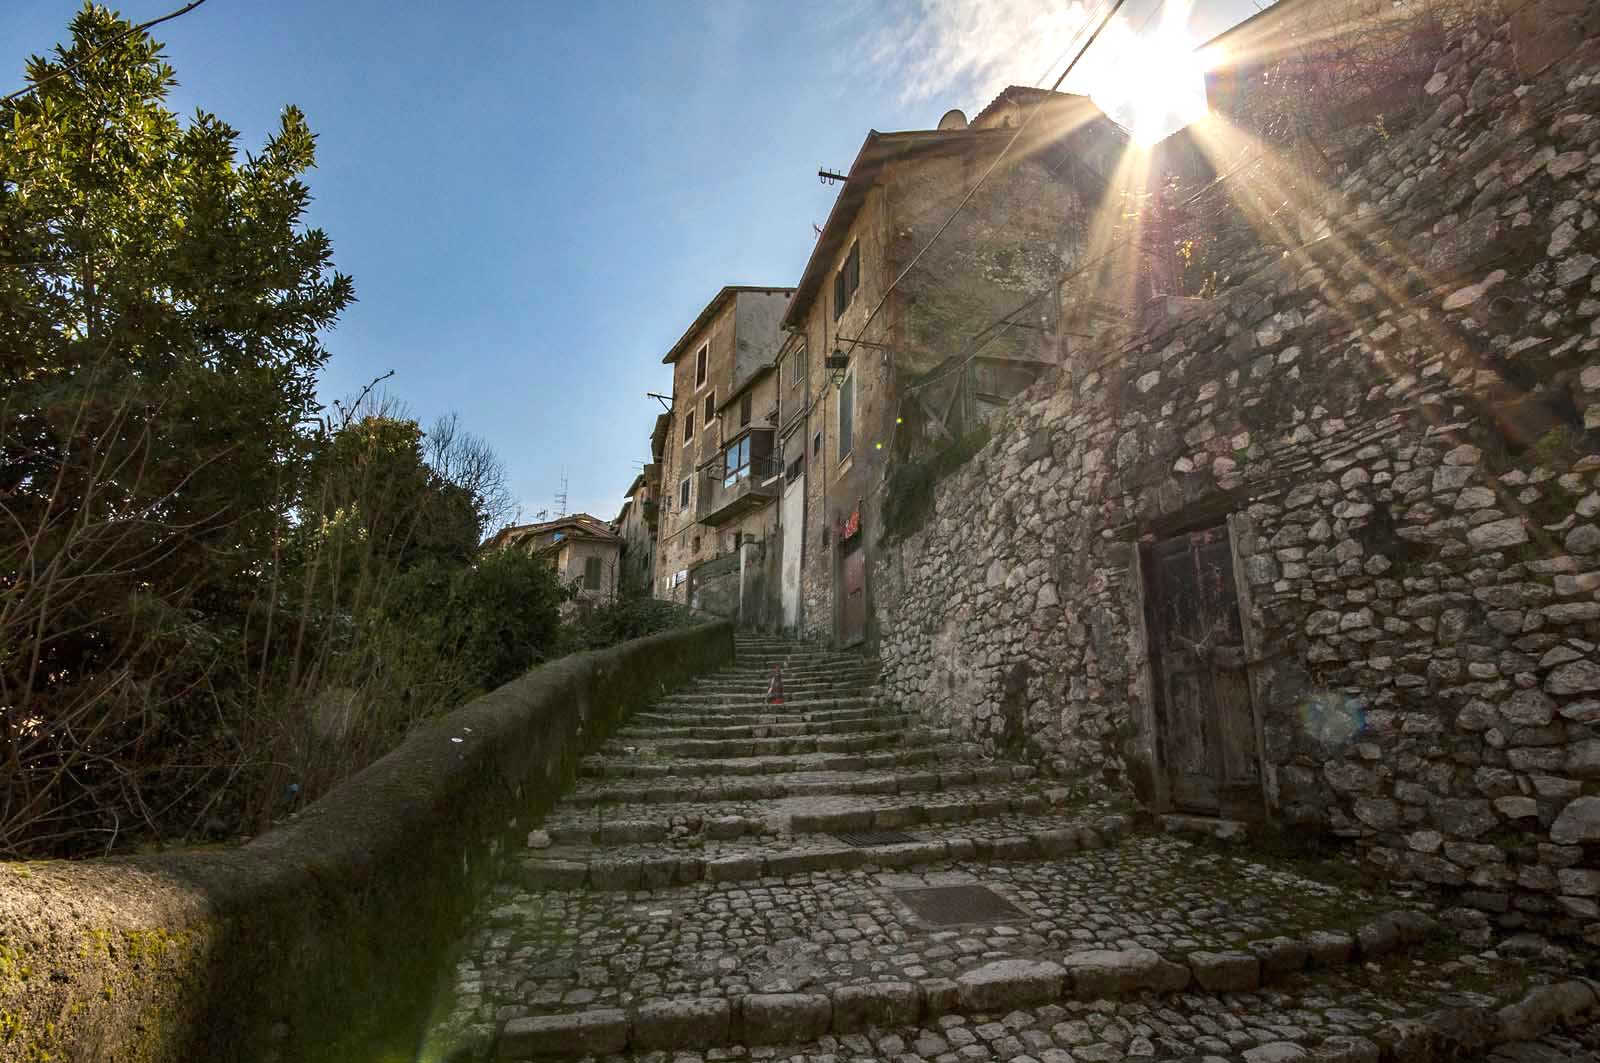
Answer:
3;0;212;105
832;0;1132;377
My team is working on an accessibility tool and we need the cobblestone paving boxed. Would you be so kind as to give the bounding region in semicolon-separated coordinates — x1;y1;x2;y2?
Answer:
579;952;1597;1063
426;637;1599;1063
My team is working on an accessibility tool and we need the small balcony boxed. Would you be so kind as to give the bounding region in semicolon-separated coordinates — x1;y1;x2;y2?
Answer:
697;429;779;526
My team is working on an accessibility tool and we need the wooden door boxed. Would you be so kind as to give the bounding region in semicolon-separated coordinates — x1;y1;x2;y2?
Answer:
838;541;866;646
1143;524;1261;818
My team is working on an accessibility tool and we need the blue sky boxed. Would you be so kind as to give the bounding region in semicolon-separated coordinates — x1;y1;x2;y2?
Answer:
2;0;1261;525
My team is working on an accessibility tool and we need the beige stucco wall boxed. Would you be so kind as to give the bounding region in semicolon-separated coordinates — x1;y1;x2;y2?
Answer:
556;538;621;607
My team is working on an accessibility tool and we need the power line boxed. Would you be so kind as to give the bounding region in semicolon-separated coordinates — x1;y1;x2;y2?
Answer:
832;0;1132;377
3;0;213;105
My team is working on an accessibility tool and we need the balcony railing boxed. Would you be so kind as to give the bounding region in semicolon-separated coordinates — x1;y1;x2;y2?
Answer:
697;451;781;526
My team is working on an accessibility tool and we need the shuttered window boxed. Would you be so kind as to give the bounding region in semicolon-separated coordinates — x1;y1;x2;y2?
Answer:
838;372;854;460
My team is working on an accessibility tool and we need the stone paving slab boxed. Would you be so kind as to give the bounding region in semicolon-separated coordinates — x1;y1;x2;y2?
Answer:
434;929;1596;1062
539;780;1072;842
564;765;1041;808
598;727;945;760
579;746;976;780
469;835;1428;1017
521;810;1139;883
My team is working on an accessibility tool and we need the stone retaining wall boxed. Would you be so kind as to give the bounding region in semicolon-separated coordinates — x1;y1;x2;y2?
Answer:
874;5;1600;941
0;620;734;1063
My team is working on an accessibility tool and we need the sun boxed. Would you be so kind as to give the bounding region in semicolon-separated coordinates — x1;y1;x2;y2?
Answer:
1082;1;1216;145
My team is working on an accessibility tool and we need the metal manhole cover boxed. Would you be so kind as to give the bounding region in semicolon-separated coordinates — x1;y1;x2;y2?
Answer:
894;884;1023;926
831;829;920;847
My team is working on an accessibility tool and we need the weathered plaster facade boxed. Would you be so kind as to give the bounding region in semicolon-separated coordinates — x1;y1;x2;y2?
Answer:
779;102;1127;644
655;286;793;608
873;9;1600;939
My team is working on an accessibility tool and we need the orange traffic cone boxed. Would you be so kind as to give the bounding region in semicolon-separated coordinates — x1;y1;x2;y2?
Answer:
767;664;784;705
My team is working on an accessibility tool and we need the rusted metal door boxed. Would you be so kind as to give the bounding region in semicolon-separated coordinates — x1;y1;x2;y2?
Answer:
1143;524;1261;818
838;541;866;646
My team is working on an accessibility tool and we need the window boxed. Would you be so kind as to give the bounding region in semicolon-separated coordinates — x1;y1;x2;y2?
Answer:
787;343;807;388
684;409;695;444
739;392;753;427
722;435;752;488
704;392;716;426
838;372;854;460
679;477;691;509
786;454;804;482
692;535;701;553
833;240;860;320
583;556;602;590
812;430;822;458
695;344;708;387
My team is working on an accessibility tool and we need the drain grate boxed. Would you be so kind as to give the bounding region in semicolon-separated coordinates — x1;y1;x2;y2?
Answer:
830;829;920;848
894;884;1024;926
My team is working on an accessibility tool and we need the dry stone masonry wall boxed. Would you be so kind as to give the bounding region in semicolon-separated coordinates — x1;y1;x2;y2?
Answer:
874;9;1600;943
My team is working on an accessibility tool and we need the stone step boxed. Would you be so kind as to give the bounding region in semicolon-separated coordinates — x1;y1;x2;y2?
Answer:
490;960;1600;1061
617;713;911;741
578;746;974;780
629;705;894;728
516;811;1138;890
701;667;880;685
468;832;1492;1061
652;685;883;701
598;727;944;760
563;763;1037;807
653;692;877;711
535;780;1076;847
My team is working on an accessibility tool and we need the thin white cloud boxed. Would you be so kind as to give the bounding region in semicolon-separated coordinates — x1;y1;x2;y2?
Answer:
864;0;1210;138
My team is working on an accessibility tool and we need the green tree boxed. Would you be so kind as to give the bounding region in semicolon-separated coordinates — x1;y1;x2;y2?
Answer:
0;5;353;854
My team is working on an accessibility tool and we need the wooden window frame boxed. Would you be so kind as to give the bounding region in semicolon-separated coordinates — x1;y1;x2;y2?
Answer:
694;344;708;388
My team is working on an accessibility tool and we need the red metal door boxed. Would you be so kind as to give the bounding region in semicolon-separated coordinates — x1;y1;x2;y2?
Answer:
1143;524;1261;818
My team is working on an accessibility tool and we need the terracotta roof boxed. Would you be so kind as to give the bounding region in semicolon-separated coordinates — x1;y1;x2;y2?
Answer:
483;512;622;552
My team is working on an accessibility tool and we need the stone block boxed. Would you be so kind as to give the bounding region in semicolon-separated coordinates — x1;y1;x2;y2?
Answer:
1311;1035;1380;1062
705;855;762;882
765;847;863;876
517;859;588;890
1249;936;1310;977
1062;947;1188;998
830;981;922;1033
920;977;960;1017
871;841;946;868
1188;950;1261;992
990;835;1038;860
1303;930;1354;967
1243;1044;1307;1063
498;1010;628;1059
1034;828;1080;856
1551;796;1600;844
639;856;687;890
955;959;1066;1011
1356;916;1401;958
1495;981;1600;1042
739;993;831;1045
631;998;731;1050
588;857;642;891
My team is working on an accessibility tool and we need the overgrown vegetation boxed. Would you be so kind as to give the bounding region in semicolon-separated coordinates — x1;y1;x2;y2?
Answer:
881;426;991;542
0;7;675;859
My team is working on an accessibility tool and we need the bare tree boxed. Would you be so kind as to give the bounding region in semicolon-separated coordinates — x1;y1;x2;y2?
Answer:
425;413;516;538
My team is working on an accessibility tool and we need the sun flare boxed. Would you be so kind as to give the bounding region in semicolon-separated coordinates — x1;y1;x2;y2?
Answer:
1080;0;1216;144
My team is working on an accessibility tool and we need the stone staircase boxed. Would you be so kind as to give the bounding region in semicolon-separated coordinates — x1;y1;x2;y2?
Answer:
433;636;1600;1063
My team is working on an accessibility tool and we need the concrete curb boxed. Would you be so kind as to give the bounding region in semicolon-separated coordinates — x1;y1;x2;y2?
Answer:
493;908;1462;1059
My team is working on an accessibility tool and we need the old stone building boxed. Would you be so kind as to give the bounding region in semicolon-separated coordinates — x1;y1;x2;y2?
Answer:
486;512;623;612
654;285;792;611
775;91;1130;645
869;2;1600;940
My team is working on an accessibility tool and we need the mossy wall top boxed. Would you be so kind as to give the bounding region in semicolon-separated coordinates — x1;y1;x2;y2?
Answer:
0;620;735;1063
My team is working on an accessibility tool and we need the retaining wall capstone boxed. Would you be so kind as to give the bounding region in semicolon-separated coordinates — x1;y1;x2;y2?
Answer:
0;620;734;1063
